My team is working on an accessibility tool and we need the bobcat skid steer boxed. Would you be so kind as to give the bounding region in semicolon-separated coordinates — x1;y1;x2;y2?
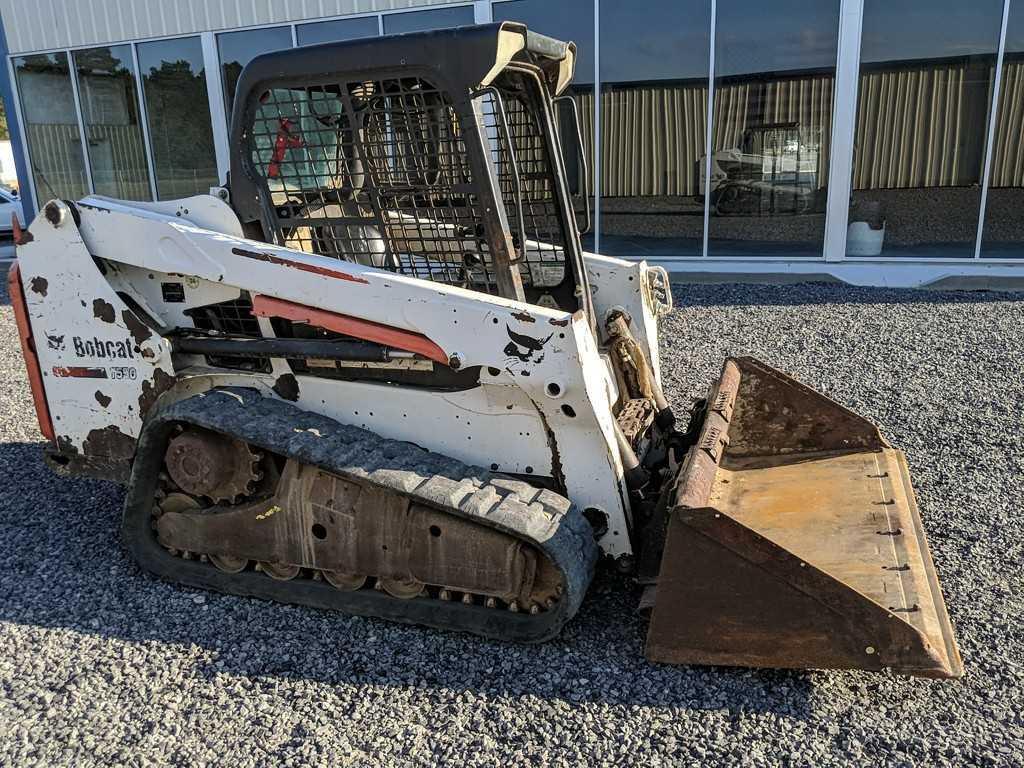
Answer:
9;23;961;677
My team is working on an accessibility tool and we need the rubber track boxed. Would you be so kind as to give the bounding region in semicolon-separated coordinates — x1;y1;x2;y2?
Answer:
122;388;598;643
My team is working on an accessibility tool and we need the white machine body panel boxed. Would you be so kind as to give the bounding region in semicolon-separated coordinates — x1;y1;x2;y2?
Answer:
14;197;673;559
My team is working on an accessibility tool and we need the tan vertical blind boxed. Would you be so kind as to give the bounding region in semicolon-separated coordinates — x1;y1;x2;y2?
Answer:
573;61;1023;199
989;59;1024;187
592;75;835;198
600;84;707;197
852;61;992;189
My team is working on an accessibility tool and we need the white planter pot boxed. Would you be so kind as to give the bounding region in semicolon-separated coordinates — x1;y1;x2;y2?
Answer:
846;220;885;257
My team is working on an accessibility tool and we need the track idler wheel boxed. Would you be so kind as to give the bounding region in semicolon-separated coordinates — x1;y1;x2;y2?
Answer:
257;562;301;580
322;571;368;591
377;577;425;599
210;554;248;574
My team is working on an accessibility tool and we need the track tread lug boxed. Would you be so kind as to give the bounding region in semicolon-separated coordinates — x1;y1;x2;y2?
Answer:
123;388;599;644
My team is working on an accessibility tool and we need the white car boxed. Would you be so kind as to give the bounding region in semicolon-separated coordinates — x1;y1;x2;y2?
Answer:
0;186;25;233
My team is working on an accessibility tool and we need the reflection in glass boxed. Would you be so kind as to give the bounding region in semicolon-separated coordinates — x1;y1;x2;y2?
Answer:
708;0;839;257
137;37;218;199
382;6;475;35
72;45;151;200
218;26;293;116
13;53;88;201
249;87;349;208
982;3;1024;257
297;16;379;46
598;0;710;258
849;0;1002;258
492;0;595;246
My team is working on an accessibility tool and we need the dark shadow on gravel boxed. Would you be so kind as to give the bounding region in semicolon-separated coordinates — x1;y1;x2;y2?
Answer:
0;439;815;718
0;264;12;306
673;281;1024;307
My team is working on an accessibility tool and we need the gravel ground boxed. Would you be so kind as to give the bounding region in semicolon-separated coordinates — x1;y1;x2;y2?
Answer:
1;278;1022;767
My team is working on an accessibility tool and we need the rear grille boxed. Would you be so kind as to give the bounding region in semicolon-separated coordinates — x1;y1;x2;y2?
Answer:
184;297;268;373
185;297;262;337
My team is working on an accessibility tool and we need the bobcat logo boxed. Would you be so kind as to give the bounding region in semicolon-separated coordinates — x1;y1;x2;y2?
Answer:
45;333;65;352
504;325;552;365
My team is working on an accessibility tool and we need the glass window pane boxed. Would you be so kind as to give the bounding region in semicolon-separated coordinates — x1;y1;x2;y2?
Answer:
218;26;293;116
493;0;595;247
72;45;151;200
297;16;379;46
849;0;1003;258
708;0;839;257
249;87;349;207
137;36;218;199
982;3;1024;258
13;52;89;201
599;0;710;259
382;6;474;35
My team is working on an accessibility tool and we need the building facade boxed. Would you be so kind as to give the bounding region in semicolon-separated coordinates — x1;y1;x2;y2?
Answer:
1;0;1022;286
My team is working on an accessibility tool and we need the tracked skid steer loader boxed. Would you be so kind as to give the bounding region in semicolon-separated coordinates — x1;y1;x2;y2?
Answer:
9;23;961;677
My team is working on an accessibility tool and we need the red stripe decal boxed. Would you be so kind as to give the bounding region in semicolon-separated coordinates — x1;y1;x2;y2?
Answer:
251;295;449;366
232;247;369;284
53;366;109;379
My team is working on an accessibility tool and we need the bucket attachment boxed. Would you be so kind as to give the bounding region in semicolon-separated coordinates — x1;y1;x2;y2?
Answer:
644;357;962;678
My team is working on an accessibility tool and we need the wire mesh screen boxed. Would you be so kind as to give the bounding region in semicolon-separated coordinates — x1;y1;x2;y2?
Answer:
185;296;262;336
184;297;269;372
478;80;568;291
246;72;569;298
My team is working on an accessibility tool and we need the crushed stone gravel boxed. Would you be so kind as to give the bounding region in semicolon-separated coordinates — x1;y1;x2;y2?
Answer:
0;277;1021;767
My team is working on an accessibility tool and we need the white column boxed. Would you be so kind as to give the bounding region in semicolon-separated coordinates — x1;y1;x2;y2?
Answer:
592;0;600;252
701;0;717;258
66;49;95;195
474;1;492;23
201;31;231;187
129;43;159;201
822;0;865;262
974;0;1012;259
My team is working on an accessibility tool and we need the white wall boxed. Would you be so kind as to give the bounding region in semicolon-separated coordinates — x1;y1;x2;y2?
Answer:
0;0;460;54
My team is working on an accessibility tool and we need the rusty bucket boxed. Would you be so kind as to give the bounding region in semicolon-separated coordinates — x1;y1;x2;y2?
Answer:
644;357;962;678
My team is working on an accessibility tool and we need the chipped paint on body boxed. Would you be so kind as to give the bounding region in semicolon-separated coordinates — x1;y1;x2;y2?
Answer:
18;200;176;472
20;199;635;558
29;276;47;296
232;246;369;284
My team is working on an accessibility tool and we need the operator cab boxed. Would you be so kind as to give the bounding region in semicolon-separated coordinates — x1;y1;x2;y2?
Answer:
228;22;592;316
